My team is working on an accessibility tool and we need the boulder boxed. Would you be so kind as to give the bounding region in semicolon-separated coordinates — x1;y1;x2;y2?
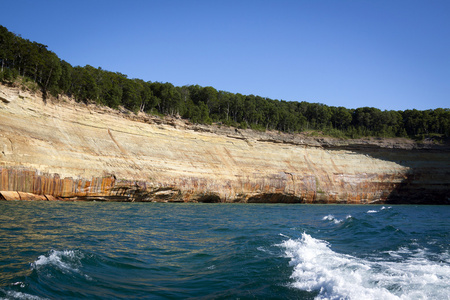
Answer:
0;191;20;200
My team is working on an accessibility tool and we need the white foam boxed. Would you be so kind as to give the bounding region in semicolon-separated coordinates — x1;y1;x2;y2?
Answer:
322;215;342;224
367;210;378;213
31;250;83;274
322;215;351;224
280;233;450;300
2;290;48;300
440;251;450;264
12;282;25;288
257;246;273;254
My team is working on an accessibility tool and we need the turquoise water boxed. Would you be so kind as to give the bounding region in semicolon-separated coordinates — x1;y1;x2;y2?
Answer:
0;202;449;299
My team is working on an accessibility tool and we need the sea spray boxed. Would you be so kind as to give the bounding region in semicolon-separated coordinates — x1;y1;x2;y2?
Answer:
280;233;450;299
322;214;352;224
32;250;84;274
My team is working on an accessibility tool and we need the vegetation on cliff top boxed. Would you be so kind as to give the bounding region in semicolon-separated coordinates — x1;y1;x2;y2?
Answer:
1;25;449;139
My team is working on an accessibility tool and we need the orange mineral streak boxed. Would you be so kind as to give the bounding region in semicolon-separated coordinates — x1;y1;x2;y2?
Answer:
0;168;116;200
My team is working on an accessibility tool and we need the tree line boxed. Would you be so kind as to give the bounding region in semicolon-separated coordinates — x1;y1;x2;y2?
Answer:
1;25;449;139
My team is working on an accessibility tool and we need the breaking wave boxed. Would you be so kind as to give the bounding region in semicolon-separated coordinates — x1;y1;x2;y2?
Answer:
0;290;48;300
31;250;84;275
280;233;450;300
322;214;352;224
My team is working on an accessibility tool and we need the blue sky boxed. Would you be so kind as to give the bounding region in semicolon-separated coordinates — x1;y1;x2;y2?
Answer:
2;0;449;110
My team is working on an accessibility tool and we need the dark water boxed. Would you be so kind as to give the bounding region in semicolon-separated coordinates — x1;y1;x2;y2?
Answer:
0;202;449;299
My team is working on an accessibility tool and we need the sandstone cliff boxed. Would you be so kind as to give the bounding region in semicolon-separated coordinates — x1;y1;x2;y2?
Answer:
0;84;449;203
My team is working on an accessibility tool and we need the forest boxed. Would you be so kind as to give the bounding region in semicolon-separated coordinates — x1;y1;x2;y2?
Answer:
1;25;449;139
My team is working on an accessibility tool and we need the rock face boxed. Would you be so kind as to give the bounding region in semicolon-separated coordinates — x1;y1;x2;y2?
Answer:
0;84;449;203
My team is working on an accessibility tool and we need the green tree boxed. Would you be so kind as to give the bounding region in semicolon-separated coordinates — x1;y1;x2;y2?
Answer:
331;106;352;130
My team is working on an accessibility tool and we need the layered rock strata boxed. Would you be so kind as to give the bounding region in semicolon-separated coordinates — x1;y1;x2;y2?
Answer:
0;85;449;203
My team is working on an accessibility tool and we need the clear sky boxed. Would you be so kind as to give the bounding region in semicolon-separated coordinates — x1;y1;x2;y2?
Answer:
2;0;449;111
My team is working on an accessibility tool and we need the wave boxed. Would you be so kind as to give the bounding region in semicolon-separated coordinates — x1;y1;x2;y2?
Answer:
1;249;159;299
322;214;352;224
31;250;84;275
280;233;450;300
367;206;392;214
0;289;48;300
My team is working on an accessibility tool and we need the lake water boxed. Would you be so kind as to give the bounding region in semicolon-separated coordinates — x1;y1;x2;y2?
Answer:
0;202;449;299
